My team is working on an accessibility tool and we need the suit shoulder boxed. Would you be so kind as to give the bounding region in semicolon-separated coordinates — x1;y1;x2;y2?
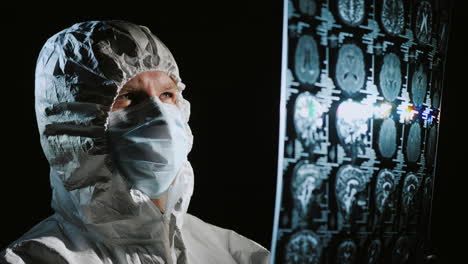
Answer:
182;213;270;264
1;238;68;264
1;214;78;264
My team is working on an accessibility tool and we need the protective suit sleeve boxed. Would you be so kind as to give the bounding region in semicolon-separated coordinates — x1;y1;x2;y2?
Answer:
0;214;106;264
1;240;69;264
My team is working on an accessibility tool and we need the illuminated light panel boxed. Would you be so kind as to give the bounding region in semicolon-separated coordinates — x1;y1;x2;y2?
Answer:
372;102;393;119
396;102;418;123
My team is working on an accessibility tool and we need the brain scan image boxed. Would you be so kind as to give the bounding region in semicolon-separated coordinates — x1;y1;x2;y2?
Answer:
294;35;320;85
381;0;405;35
414;1;433;45
392;236;410;264
294;92;324;151
298;0;316;16
378;119;397;158
425;125;437;164
411;64;428;106
291;162;324;218
338;0;365;26
285;230;321;264
336;44;366;96
336;100;370;157
379;53;402;102
438;19;448;54
336;239;357;264
375;169;396;215
422;176;433;210
402;173;420;214
405;122;421;163
366;239;382;264
335;165;366;219
423;176;432;199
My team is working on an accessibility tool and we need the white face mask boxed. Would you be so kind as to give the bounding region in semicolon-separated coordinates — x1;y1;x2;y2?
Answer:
107;95;188;199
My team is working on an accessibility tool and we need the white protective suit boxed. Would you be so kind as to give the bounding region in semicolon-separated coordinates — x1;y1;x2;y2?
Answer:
0;20;270;264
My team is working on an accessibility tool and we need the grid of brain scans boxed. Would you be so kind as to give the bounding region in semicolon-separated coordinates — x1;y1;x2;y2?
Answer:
271;0;451;263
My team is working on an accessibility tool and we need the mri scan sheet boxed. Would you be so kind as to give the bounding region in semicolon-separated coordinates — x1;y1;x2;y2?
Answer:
270;0;451;263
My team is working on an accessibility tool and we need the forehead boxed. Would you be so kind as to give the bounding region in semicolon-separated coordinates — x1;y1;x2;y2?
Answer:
122;71;178;91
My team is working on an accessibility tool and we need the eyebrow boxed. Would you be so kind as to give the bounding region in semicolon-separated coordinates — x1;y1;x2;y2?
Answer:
120;85;137;92
162;83;178;91
120;83;178;93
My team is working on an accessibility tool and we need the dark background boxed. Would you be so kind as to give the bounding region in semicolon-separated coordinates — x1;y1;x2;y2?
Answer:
3;1;464;262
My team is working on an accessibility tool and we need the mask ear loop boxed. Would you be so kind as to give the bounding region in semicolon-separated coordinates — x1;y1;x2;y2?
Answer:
163;164;185;219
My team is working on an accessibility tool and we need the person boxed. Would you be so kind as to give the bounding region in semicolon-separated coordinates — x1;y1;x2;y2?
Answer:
0;20;270;264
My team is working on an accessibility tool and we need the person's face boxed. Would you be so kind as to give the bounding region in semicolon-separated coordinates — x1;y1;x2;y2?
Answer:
111;71;178;112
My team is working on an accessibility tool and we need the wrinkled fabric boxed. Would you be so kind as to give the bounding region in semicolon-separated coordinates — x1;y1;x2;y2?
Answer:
107;95;189;199
1;20;270;264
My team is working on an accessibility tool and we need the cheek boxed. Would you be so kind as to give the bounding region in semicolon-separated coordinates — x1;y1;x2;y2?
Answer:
159;97;172;104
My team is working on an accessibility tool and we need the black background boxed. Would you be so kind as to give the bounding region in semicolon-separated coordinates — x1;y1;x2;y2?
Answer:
2;1;464;262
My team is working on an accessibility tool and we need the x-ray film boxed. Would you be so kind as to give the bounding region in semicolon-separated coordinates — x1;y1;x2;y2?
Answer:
335;165;367;221
392;236;410;264
414;1;433;45
381;0;405;36
285;230;321;264
375;169;396;215
271;0;451;263
431;78;441;109
425;125;437;165
411;64;428;107
378;118;397;158
405;122;421;163
335;44;366;96
379;53;402;102
366;239;382;264
337;0;365;26
401;173;420;215
335;239;357;264
299;0;317;16
336;100;370;160
291;162;325;222
294;92;325;152
295;35;321;85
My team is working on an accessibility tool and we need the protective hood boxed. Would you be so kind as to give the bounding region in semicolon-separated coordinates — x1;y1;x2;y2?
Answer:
35;19;195;247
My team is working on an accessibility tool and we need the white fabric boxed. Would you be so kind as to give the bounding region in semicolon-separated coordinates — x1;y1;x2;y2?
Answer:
1;20;270;264
107;95;190;199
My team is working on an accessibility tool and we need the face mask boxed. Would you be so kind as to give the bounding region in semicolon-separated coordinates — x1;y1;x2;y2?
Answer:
107;95;188;199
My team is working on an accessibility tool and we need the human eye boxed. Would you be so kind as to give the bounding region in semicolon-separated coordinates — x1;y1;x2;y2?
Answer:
160;92;173;99
159;91;176;104
116;91;147;106
116;93;132;100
